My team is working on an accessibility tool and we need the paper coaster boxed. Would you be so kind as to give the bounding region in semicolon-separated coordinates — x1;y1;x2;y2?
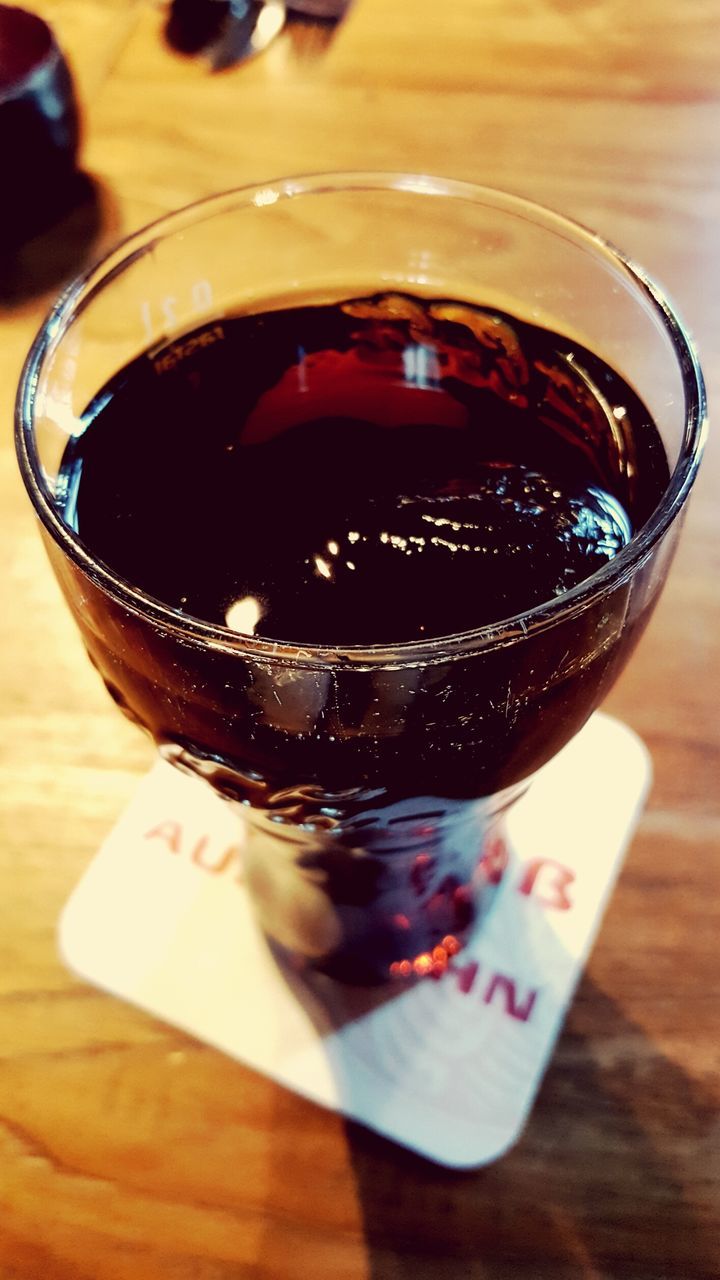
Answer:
59;713;650;1168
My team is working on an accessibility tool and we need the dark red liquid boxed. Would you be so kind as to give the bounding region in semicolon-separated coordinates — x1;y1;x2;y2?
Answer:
52;294;670;980
60;294;667;645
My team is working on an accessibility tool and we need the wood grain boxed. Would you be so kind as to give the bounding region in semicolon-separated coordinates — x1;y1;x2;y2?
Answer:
1;2;718;1276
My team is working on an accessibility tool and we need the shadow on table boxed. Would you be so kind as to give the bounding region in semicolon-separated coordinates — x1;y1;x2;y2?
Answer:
0;170;114;309
342;977;718;1280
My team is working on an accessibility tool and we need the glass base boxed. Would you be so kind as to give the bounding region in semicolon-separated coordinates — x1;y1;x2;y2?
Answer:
159;738;526;984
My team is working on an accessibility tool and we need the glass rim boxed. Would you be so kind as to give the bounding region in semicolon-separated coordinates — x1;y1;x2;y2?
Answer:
15;171;708;670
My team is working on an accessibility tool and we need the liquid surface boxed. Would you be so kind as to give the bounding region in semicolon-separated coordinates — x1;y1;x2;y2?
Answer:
58;293;669;647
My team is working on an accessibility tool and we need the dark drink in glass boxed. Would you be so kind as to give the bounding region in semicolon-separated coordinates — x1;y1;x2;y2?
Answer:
16;176;706;982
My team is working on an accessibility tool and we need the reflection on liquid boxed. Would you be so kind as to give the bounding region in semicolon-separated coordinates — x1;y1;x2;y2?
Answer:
225;594;264;634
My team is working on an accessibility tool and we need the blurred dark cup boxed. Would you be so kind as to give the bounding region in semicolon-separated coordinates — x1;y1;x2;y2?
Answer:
0;4;80;244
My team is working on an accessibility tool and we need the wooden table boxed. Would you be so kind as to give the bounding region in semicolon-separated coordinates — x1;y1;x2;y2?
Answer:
1;2;718;1275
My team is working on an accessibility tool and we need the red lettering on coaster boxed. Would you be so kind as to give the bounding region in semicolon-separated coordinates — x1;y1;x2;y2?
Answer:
191;835;243;875
477;833;508;886
446;960;539;1022
144;820;183;853
144;820;244;881
483;974;538;1022
518;858;575;910
410;852;435;896
449;959;480;995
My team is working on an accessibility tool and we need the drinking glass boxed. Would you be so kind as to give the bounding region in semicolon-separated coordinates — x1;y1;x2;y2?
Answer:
16;174;706;983
0;3;79;243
